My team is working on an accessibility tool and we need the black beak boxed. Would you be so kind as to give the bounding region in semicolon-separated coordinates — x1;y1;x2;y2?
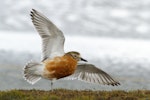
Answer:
81;58;88;62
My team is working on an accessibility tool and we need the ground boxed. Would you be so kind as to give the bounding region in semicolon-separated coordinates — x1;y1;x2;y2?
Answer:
0;89;150;100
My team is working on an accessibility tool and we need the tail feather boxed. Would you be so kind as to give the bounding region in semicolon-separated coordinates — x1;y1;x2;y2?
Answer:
23;62;44;84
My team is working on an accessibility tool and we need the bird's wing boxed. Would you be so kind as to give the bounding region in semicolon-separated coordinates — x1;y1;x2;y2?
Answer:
67;63;120;86
30;9;65;61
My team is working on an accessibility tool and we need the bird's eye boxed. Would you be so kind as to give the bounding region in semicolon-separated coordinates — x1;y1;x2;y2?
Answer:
74;55;77;58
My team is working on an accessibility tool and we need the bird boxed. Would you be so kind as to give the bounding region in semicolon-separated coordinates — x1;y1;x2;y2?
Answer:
23;9;120;90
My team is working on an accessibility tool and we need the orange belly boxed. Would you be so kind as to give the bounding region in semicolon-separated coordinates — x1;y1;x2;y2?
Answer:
43;55;77;79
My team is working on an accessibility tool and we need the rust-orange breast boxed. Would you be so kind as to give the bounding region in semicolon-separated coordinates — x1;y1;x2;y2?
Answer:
43;55;77;79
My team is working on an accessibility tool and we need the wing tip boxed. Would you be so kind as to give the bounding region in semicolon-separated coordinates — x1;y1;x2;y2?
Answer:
110;82;120;86
31;9;36;13
32;8;36;11
30;10;34;19
30;9;38;21
30;8;37;16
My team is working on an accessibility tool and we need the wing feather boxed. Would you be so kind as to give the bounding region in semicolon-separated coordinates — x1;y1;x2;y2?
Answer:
30;9;65;61
67;64;120;86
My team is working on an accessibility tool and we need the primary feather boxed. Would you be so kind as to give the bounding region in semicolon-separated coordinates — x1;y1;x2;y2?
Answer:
30;9;65;61
67;64;120;86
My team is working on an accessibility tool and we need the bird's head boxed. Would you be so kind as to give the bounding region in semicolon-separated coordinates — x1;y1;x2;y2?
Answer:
65;51;87;62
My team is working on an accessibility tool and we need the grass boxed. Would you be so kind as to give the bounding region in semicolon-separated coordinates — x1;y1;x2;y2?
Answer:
0;89;150;100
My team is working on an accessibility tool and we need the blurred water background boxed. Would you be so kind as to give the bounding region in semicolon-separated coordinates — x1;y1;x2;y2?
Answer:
0;0;150;90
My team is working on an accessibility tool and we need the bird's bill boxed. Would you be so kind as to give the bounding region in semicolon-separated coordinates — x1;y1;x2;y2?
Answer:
80;58;88;62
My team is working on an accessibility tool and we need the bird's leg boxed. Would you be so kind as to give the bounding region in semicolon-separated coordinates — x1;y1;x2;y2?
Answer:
50;81;53;91
50;78;56;91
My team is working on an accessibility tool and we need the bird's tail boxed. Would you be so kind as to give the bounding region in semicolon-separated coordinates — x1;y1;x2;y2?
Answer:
23;62;44;84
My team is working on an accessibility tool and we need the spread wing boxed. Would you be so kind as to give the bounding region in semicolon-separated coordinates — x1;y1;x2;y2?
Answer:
68;64;120;86
30;9;65;61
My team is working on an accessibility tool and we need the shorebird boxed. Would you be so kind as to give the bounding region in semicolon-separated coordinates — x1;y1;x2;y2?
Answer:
23;9;120;89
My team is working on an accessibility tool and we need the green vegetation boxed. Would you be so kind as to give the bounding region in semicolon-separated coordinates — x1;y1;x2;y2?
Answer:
0;89;150;100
